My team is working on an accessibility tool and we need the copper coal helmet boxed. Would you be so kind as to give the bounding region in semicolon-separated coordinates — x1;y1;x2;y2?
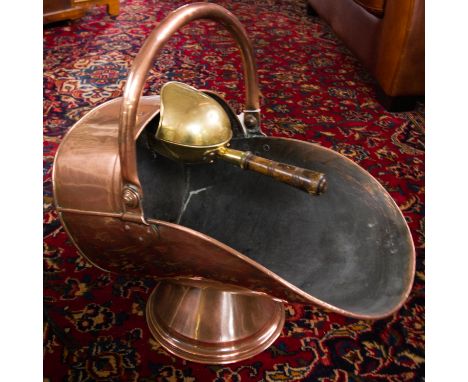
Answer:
53;3;415;364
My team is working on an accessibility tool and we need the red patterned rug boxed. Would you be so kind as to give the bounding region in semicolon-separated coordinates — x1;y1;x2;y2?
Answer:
43;1;424;380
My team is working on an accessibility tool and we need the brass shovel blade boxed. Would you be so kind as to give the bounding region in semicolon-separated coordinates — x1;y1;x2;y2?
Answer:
156;81;232;149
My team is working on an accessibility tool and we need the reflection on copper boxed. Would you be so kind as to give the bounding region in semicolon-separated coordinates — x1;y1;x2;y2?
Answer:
52;3;415;364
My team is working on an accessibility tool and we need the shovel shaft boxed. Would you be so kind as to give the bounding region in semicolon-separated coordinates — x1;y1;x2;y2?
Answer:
217;147;327;195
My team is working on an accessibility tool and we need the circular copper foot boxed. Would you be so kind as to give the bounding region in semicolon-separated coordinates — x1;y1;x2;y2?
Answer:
146;279;285;364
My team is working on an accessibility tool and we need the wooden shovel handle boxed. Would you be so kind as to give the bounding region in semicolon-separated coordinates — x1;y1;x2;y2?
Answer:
217;148;327;195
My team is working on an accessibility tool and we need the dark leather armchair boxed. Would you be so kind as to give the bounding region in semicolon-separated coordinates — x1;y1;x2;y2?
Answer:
307;0;424;111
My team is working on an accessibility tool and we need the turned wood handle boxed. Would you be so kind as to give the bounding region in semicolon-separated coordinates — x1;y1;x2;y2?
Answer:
218;148;327;195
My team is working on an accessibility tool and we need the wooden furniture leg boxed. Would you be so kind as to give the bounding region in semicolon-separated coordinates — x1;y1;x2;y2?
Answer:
107;0;119;16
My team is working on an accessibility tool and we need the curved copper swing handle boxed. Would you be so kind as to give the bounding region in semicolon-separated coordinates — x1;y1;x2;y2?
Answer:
119;2;261;209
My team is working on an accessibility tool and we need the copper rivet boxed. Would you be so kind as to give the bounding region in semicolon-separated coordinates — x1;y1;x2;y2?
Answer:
123;188;139;208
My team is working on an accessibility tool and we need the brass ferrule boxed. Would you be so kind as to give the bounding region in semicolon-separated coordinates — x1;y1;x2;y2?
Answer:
216;147;251;169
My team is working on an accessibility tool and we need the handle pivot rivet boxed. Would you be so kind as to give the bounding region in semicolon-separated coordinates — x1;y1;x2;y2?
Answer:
123;187;139;208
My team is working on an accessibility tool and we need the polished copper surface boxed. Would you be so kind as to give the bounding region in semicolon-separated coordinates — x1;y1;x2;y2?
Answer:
57;208;413;320
53;95;160;214
54;91;415;361
52;2;415;364
53;92;414;319
146;279;285;364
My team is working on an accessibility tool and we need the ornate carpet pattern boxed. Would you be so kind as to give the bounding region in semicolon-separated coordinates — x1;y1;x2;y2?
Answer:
43;1;425;380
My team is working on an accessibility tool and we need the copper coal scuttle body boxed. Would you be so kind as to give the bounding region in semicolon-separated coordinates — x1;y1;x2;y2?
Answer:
53;3;415;364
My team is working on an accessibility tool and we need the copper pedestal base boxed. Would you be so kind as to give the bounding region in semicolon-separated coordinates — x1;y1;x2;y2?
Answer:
146;280;285;364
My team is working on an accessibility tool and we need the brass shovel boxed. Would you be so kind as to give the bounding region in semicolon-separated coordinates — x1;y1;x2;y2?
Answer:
150;81;327;195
